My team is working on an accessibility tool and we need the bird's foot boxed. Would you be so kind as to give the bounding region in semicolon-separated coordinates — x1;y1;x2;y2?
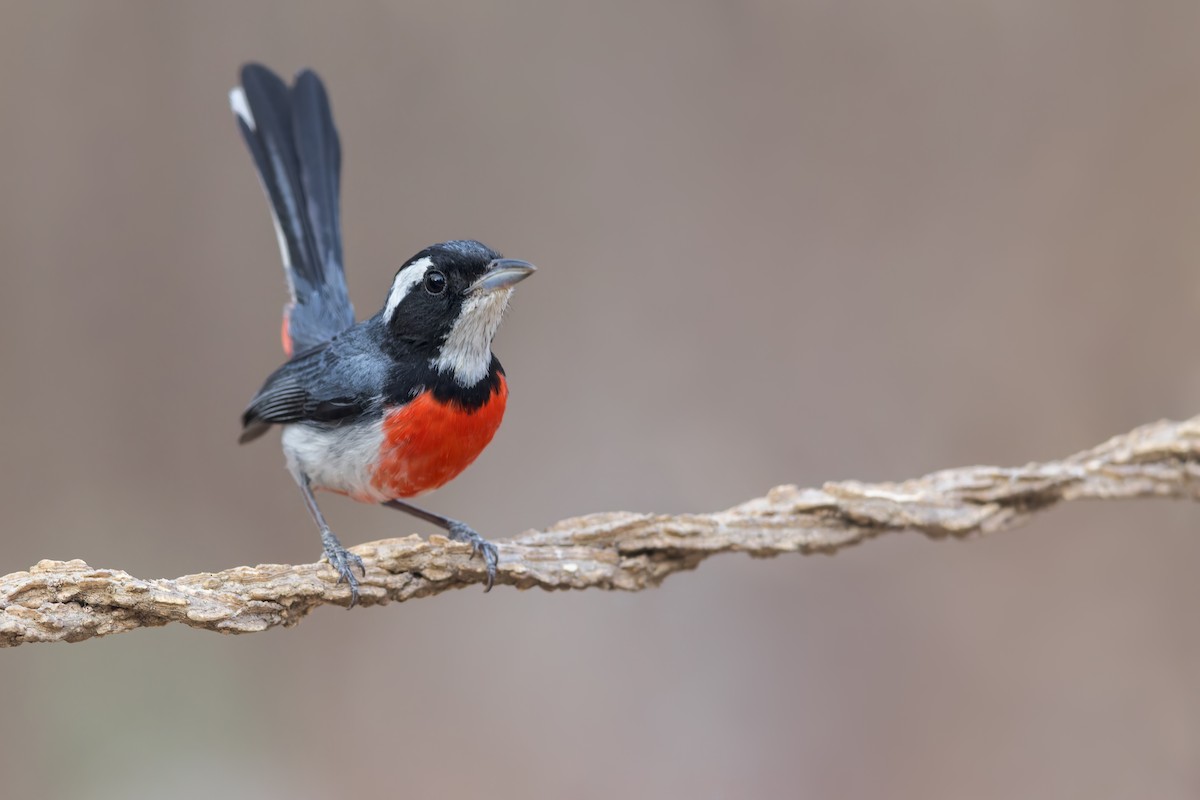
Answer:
321;529;366;607
446;521;499;591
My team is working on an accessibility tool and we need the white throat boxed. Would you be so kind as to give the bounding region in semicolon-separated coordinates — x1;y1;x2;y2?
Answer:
433;288;513;386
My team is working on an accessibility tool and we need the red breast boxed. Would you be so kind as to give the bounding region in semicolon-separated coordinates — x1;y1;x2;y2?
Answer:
370;374;508;499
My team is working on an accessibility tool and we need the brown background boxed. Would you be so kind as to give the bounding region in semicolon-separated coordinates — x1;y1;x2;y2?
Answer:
3;2;1200;798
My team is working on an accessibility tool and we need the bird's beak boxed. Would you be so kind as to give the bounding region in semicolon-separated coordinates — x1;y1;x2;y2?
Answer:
471;259;537;293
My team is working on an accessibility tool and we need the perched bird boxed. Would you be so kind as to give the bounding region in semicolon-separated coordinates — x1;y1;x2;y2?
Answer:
229;64;534;604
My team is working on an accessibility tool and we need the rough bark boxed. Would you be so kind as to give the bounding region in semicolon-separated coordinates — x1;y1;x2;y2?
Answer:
4;415;1199;647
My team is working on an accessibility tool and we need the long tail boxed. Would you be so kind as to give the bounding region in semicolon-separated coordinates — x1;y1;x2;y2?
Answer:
230;63;355;356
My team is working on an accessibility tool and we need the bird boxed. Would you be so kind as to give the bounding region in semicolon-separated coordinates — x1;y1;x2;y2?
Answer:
229;63;535;605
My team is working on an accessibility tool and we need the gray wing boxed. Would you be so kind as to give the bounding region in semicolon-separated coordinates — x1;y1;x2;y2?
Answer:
238;336;384;444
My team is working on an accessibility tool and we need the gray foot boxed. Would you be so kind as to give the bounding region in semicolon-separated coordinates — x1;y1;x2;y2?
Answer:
321;529;366;607
446;521;499;591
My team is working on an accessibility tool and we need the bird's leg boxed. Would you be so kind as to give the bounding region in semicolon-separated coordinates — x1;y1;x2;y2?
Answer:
294;472;365;607
382;499;499;591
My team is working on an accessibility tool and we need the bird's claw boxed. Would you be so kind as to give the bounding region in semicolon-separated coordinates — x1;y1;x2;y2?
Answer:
446;521;499;592
321;529;365;607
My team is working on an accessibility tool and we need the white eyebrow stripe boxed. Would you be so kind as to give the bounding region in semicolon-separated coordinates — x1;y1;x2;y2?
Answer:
384;257;433;321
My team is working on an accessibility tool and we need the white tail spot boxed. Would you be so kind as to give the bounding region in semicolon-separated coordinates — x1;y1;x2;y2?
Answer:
229;87;255;130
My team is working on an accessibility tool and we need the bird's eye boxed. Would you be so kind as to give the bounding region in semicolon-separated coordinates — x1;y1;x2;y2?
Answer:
424;270;447;295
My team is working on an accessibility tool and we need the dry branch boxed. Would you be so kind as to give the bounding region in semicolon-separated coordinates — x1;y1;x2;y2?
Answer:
4;415;1200;647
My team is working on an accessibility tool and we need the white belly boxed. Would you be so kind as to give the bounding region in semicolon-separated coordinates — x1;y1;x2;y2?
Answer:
281;421;388;503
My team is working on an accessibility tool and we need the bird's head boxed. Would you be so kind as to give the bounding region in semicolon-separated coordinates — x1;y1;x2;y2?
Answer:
381;239;535;386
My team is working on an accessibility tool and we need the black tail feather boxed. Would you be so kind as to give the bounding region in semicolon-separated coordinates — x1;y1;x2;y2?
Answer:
292;70;343;287
232;63;354;353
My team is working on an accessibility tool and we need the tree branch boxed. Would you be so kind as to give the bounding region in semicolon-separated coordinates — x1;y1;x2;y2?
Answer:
4;415;1199;647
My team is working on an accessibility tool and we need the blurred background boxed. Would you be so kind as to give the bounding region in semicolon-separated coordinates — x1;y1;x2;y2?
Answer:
2;2;1200;797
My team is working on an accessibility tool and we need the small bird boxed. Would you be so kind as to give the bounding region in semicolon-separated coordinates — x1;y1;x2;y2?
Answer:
229;64;534;604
